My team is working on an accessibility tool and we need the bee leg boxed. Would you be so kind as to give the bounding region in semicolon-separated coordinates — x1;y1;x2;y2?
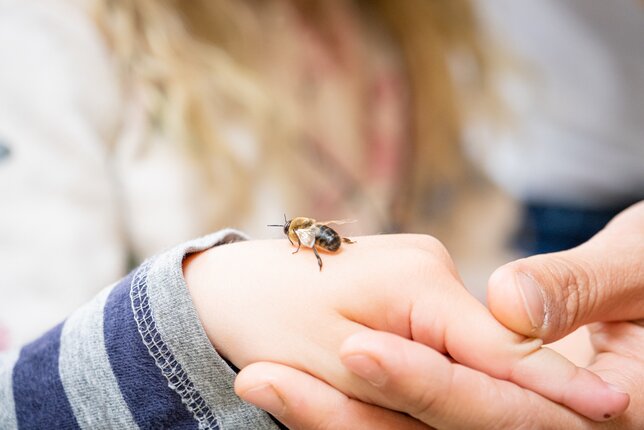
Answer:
342;237;356;244
312;246;323;271
287;236;294;246
292;236;302;254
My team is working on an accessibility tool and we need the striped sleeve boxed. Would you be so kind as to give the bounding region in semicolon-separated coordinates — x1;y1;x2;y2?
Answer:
0;229;280;430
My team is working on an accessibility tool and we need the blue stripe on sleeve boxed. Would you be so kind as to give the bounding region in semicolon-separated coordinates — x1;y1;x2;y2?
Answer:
12;323;80;430
103;272;198;429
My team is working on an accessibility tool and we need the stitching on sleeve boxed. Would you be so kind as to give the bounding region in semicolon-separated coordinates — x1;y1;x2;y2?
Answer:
130;260;220;430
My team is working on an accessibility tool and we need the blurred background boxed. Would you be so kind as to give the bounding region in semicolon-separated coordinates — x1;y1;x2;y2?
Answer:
0;0;642;351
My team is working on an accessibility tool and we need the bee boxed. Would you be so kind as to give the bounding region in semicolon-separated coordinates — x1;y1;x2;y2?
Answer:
268;215;356;271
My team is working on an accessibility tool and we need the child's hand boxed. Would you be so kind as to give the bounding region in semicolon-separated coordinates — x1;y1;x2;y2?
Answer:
184;235;628;423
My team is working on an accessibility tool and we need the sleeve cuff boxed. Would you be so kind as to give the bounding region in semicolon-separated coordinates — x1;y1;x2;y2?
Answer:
137;229;279;430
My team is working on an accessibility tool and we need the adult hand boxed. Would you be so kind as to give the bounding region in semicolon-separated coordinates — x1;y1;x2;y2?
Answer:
237;320;643;429
488;201;644;343
183;235;627;423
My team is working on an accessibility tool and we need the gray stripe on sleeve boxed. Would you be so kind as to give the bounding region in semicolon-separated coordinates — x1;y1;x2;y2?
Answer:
59;285;139;430
0;350;19;429
143;229;279;430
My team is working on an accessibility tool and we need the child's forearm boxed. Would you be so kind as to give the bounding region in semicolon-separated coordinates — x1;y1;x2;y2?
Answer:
0;229;278;430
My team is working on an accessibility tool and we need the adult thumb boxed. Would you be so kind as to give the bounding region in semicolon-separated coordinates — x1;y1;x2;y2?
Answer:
487;201;644;343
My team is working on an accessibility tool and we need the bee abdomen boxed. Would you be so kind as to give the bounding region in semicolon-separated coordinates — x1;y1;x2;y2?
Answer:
315;225;341;252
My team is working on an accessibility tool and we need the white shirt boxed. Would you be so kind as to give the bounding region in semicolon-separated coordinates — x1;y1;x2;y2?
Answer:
0;0;282;346
466;0;644;208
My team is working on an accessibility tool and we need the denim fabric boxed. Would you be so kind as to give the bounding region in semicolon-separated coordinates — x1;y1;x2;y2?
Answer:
514;201;639;255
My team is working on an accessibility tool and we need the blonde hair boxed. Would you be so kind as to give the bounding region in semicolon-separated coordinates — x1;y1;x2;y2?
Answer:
93;0;485;231
368;0;485;228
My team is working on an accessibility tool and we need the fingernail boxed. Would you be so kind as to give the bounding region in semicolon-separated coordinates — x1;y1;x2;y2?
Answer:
599;384;630;421
342;354;387;386
516;272;545;329
239;384;286;417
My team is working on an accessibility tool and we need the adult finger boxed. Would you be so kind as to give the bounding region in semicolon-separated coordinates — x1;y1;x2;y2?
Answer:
589;321;644;365
587;321;644;430
487;201;644;343
339;330;594;430
408;281;629;422
235;362;432;430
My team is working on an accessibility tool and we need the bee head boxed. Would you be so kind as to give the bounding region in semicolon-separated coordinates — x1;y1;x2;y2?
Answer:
267;213;291;236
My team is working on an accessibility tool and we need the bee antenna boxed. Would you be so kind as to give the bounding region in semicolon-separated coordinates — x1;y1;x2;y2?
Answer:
267;224;284;227
283;213;287;223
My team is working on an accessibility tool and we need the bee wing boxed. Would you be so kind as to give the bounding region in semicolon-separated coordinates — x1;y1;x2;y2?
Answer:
320;219;357;226
295;226;317;248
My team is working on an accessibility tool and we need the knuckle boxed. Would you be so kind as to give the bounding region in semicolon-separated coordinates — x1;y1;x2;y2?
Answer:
408;246;438;268
477;375;532;429
415;234;450;258
403;234;455;268
399;248;455;289
408;366;453;421
554;254;598;328
410;382;444;421
490;392;548;430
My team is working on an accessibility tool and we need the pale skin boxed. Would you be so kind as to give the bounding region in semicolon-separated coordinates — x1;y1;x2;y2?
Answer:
183;233;632;427
234;201;644;429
